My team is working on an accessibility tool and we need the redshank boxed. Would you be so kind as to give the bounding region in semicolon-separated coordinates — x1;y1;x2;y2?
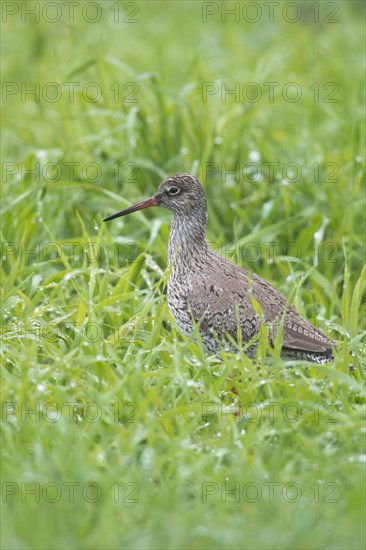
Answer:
104;174;337;364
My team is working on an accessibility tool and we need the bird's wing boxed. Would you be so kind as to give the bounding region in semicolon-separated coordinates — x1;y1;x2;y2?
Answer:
186;263;335;354
251;273;335;353
186;278;261;344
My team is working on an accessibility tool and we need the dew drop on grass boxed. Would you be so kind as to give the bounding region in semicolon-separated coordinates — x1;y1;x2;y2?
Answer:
249;150;261;162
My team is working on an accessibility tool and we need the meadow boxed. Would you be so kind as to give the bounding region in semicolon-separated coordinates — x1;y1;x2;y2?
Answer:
1;1;365;549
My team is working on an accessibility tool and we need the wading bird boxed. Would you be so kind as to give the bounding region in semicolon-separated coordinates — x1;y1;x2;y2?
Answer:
104;174;339;364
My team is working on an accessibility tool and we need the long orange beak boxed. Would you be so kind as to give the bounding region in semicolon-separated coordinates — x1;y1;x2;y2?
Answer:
103;196;160;222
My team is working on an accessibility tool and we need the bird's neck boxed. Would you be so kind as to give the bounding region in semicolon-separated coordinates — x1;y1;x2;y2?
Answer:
168;211;208;264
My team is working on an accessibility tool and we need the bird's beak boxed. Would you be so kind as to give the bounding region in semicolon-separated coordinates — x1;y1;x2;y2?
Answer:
103;196;160;222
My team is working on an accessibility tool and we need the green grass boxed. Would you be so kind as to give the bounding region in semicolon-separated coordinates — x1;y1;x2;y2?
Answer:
1;2;365;549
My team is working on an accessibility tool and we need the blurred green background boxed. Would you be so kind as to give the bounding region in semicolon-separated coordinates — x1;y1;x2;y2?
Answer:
1;1;365;549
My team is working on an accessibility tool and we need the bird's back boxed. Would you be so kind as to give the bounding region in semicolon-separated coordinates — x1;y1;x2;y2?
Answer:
168;245;335;360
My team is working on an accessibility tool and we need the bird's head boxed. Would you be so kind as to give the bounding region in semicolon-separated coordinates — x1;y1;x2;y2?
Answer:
103;173;207;222
155;174;207;216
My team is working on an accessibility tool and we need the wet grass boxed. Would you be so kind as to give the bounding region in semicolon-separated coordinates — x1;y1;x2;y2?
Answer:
1;2;365;549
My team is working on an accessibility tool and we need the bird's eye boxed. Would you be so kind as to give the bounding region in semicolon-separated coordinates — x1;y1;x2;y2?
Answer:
167;186;180;196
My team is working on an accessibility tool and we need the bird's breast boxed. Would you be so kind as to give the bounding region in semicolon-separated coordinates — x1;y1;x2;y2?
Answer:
167;280;193;338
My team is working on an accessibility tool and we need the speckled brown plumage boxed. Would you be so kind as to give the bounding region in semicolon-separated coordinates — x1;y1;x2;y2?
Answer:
104;174;336;364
